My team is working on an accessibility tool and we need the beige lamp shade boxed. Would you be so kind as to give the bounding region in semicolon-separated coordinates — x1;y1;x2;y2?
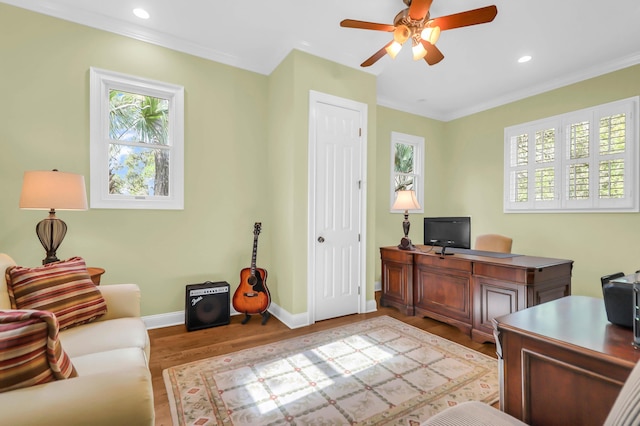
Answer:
392;190;421;251
392;190;421;211
19;170;88;264
19;170;88;211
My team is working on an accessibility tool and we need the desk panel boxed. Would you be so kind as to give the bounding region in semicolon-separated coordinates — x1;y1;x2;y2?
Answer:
494;296;640;425
380;246;573;343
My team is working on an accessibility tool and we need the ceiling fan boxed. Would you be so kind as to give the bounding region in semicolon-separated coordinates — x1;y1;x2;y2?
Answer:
340;0;497;67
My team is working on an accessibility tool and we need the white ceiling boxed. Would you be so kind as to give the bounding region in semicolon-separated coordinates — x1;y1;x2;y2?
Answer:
4;0;640;121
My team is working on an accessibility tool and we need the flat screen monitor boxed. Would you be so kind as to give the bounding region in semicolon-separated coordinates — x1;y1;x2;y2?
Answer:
423;217;471;249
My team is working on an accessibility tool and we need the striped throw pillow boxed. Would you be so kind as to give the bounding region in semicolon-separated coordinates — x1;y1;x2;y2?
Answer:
5;257;107;330
0;309;77;393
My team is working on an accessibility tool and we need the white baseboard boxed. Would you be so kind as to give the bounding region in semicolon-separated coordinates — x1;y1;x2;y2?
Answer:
267;302;310;329
374;280;381;292
142;298;379;330
143;304;246;329
143;310;184;329
365;298;378;313
141;303;295;330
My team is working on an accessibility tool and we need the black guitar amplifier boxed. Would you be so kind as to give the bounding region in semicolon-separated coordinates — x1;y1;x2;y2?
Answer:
185;281;230;331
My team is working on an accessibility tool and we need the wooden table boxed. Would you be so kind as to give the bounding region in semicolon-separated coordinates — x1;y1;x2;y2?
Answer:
380;246;573;342
87;267;105;285
494;296;640;426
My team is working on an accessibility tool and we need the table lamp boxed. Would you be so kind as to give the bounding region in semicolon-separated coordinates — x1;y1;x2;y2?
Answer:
392;190;421;250
19;170;88;264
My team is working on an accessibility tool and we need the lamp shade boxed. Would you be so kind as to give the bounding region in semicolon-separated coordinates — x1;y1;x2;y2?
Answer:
392;190;421;211
19;170;88;211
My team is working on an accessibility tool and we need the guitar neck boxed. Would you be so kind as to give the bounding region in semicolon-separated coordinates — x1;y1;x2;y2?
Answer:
250;234;259;275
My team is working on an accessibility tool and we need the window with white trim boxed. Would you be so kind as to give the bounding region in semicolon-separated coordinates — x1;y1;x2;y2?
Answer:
390;132;424;212
504;97;639;213
90;67;184;209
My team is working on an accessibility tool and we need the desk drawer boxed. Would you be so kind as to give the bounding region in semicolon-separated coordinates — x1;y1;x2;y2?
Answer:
415;253;472;273
380;247;414;264
474;262;572;285
474;263;527;283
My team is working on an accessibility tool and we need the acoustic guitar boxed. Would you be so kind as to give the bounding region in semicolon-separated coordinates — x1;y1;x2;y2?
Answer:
232;222;271;324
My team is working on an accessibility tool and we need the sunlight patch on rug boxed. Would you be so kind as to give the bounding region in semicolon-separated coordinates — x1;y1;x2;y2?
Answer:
163;315;498;425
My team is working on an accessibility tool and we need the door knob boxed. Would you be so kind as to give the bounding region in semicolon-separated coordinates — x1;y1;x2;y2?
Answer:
317;236;325;243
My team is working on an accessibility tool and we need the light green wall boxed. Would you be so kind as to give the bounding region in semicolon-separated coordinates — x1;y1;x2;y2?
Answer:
374;67;640;298
441;65;640;298
0;4;379;318
266;51;296;313
0;4;270;315
2;3;639;320
375;107;447;275
267;50;378;314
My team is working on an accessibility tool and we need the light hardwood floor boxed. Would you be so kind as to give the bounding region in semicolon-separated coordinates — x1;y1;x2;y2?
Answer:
149;292;497;426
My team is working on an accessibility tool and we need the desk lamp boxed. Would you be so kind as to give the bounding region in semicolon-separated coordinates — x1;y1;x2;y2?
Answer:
392;190;421;250
19;170;88;264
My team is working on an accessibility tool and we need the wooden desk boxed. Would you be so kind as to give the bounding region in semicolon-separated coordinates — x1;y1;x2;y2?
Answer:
494;296;640;426
380;246;572;342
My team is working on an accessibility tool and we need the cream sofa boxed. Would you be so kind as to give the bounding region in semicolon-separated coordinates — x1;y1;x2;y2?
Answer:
0;253;154;426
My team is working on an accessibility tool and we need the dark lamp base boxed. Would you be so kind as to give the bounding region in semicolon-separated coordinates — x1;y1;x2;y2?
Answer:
397;237;416;251
35;210;67;265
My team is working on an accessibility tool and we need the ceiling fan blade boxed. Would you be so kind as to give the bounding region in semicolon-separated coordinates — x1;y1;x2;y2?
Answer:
340;19;394;32
361;41;393;67
429;5;497;31
408;0;433;21
421;40;444;65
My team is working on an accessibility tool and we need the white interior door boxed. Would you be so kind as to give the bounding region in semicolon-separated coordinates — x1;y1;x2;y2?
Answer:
308;91;367;322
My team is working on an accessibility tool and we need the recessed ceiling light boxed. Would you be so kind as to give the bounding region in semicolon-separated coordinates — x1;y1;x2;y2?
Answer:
133;8;150;19
518;55;532;64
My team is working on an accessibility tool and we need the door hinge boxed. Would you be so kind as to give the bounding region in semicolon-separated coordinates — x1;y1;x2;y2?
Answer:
358;234;361;242
358;180;362;189
359;128;362;137
358;286;361;295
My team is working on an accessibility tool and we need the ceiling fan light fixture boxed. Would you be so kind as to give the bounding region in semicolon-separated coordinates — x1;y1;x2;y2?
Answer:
341;3;498;68
393;25;411;44
412;40;427;60
420;26;441;45
386;41;403;59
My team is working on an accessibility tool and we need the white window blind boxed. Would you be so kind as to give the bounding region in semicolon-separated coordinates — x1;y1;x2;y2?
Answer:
504;97;638;213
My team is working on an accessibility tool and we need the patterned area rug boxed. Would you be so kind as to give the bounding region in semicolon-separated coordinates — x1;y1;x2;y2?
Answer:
163;315;498;425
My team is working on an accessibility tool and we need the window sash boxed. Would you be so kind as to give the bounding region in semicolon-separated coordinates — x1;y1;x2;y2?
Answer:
390;132;424;213
90;67;184;210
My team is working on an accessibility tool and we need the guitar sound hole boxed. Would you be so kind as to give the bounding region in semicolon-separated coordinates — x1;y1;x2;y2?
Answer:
247;275;257;286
